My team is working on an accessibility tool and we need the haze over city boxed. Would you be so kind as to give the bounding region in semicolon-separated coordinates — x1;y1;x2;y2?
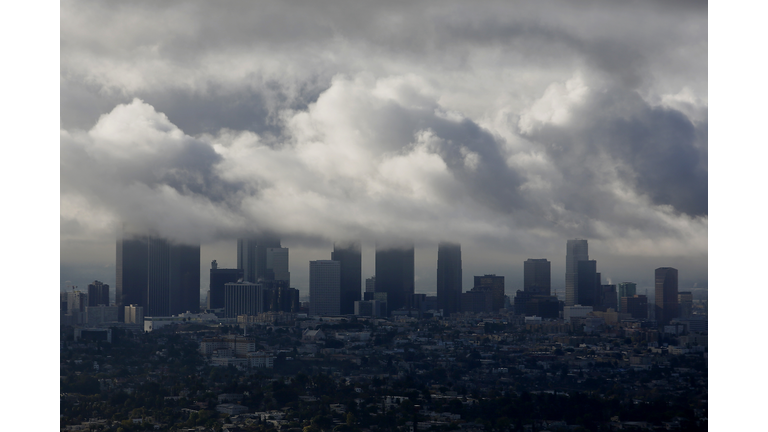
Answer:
60;0;707;298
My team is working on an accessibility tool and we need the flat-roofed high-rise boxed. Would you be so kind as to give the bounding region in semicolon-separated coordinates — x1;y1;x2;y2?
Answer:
310;260;341;316
473;274;505;312
655;267;679;326
332;241;362;315
436;242;462;315
117;232;200;319
524;259;551;295
237;234;281;283
617;282;637;312
565;239;588;306
116;235;149;322
375;243;414;313
576;260;598;307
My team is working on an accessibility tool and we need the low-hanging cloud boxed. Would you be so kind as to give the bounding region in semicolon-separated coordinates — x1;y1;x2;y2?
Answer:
62;72;706;257
61;0;707;291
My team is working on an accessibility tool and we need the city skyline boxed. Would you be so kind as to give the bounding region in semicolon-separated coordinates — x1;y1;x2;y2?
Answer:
60;1;707;301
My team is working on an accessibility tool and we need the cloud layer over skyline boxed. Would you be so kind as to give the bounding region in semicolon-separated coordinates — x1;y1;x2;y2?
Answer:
61;0;707;294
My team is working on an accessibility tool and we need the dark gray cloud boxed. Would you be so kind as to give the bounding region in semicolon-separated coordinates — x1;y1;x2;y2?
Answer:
526;87;707;222
61;0;707;292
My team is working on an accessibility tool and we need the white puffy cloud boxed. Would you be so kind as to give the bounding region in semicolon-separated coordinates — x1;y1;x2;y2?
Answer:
60;0;707;292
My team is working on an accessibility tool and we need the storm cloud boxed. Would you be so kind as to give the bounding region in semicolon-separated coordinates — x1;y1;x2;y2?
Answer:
61;0;707;293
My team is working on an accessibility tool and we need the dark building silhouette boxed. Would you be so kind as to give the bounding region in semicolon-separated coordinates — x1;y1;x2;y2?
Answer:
473;275;505;312
576;260;598;306
116;236;149;322
375;244;414;313
332;241;362;315
146;236;171;316
87;280;110;307
617;282;637;312
566;239;588;306
116;233;200;320
655;267;679;326
678;291;693;319
145;238;201;316
622;295;648;319
596;284;617;312
237;234;281;283
524;259;551;295
365;276;375;293
261;279;300;313
514;259;558;318
461;290;494;314
436;242;462;315
208;260;243;310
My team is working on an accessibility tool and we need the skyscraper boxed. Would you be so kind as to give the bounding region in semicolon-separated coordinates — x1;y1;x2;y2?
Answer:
365;277;376;293
436;242;462;315
678;291;693;319
116;235;149;322
617;282;637;312
375;244;415;313
146;236;170;316
622;295;648;319
266;247;290;283
332;241;362;315
309;260;341;316
523;259;551;295
237;234;281;283
146;238;201;316
116;233;200;319
87;280;110;307
208;260;243;309
565;239;588;306
224;281;263;318
473;274;505;312
655;267;679;326
576;260;598;306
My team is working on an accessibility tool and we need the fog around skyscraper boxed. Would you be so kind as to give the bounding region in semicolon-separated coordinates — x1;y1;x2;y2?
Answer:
59;1;707;298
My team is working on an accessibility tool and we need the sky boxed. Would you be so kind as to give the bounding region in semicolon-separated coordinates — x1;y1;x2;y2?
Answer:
59;0;708;299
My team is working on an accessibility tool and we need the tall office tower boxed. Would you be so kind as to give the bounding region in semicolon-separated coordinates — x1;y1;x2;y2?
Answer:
436;242;462;315
60;292;69;312
238;235;282;282
87;280;110;306
117;232;200;319
116;235;149;322
332;241;362;315
375;244;415;313
67;290;89;315
565;239;589;306
145;237;201;316
208;260;243;309
524;259;551;295
678;291;693;320
223;281;263;318
237;238;257;282
655;267;679;326
621;295;648;319
365;277;376;292
169;243;201;315
473;275;505;312
576;260;598;306
266;247;290;283
146;236;170;316
617;282;637;312
461;289;494;314
598;284;617;312
309;260;341;316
